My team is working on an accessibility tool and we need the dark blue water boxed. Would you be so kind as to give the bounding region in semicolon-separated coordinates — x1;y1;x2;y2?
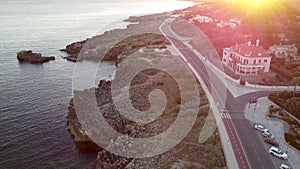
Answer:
0;0;194;168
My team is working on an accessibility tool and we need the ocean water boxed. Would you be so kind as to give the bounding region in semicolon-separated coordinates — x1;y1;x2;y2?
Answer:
0;0;194;168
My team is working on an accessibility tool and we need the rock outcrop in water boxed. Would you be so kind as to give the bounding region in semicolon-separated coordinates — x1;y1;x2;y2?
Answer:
17;50;55;63
61;40;87;54
60;40;87;62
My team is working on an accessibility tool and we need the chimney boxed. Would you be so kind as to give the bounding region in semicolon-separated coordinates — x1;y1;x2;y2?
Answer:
256;39;260;46
248;41;251;46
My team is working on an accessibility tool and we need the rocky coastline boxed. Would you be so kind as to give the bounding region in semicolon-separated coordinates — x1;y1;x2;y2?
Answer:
66;12;226;169
66;31;171;150
17;50;55;63
60;39;87;62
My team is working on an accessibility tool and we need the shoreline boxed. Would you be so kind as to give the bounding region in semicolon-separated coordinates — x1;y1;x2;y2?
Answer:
59;1;198;62
66;12;171;149
63;3;199;149
66;6;226;169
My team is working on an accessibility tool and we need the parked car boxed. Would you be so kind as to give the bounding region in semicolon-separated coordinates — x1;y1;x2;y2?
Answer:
265;138;279;146
269;147;288;160
263;131;276;139
254;123;268;132
279;164;291;169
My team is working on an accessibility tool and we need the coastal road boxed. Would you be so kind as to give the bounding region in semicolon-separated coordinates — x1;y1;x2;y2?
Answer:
160;21;277;169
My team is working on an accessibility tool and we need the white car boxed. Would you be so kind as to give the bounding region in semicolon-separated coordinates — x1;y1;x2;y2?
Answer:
263;131;276;139
279;164;291;169
254;124;268;132
269;147;288;160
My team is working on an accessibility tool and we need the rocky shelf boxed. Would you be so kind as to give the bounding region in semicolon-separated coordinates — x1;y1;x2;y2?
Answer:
66;32;171;151
66;12;226;169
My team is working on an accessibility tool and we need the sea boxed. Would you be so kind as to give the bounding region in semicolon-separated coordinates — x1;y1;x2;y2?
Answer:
0;0;195;168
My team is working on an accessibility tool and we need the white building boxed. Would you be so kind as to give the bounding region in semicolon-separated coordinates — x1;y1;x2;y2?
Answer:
222;40;272;75
217;20;238;29
269;44;299;62
189;15;213;23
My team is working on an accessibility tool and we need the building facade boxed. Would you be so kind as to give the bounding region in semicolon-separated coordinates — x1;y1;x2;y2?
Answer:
222;41;272;75
268;44;299;62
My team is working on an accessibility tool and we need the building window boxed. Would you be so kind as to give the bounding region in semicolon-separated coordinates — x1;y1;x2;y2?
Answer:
254;60;256;64
259;59;261;63
264;59;267;63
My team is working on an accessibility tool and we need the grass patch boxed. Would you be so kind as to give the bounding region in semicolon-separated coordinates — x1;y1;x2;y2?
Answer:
285;133;300;151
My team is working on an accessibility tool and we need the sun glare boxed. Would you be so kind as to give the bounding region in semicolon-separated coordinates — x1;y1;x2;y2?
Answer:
235;0;273;5
232;0;281;18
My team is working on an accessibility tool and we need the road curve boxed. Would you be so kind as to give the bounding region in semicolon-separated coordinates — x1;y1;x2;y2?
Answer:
160;20;276;169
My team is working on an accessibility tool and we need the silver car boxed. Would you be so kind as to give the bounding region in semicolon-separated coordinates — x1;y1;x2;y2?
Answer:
254;123;268;132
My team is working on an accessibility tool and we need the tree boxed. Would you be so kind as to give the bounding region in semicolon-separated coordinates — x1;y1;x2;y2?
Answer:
291;77;300;85
279;90;293;100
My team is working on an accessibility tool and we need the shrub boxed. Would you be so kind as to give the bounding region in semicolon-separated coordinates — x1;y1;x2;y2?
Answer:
278;111;284;117
175;96;181;105
285;133;300;151
240;79;246;85
269;106;276;114
156;81;164;86
279;90;293;100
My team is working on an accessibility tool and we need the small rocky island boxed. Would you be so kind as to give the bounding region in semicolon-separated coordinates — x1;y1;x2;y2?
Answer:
17;50;55;63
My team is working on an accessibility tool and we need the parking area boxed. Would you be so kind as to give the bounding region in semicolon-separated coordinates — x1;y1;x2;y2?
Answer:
244;97;299;169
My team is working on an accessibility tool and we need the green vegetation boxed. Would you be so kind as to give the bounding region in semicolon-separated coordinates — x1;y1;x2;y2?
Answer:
221;64;240;80
269;91;300;151
292;77;300;86
271;62;300;83
175;1;300;85
203;144;225;168
179;1;300;57
269;91;300;119
285;133;300;151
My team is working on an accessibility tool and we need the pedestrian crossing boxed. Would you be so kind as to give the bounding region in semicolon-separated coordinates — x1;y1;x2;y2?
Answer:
220;112;245;120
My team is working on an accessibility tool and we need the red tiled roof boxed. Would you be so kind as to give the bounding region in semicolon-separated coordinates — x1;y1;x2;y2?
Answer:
227;43;271;58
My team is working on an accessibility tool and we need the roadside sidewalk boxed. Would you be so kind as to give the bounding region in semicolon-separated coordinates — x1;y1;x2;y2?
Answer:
244;97;300;169
188;62;240;169
161;20;240;169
